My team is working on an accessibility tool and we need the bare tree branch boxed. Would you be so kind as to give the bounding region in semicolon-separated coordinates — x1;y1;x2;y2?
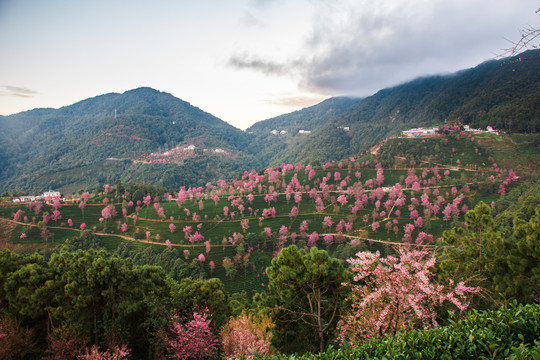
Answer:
499;8;539;57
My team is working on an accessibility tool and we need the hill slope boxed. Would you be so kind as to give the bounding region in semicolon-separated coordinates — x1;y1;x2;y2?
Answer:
0;87;260;193
249;50;540;165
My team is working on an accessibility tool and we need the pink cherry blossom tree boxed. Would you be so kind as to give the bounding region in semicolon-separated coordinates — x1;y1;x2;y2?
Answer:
13;209;24;222
221;311;274;360
167;310;218;360
51;210;62;223
337;248;479;345
81;192;91;202
78;201;86;218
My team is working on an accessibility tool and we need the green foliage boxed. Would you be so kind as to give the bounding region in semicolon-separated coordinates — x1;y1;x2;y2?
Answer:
174;277;231;329
265;245;351;353
248;50;540;166
439;201;540;305
0;248;174;358
258;303;540;360
0;87;261;193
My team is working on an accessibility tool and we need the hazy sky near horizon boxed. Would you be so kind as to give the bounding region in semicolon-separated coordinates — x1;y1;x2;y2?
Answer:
0;0;538;129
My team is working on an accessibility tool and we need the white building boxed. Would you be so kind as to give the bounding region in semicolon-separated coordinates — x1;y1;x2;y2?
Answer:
42;191;61;200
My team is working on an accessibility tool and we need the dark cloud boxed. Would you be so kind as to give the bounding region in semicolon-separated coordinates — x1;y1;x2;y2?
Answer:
228;55;301;76
0;85;38;98
230;1;537;97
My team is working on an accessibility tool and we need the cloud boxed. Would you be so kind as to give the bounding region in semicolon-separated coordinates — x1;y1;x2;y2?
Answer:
239;11;265;27
262;94;326;107
229;0;537;97
0;85;38;98
228;55;298;76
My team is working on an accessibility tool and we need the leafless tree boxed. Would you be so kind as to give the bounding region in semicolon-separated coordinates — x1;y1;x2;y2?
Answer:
500;8;539;56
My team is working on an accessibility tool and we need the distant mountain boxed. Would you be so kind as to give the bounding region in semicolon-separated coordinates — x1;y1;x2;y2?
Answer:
1;51;538;194
246;97;359;164
0;87;260;194
249;50;540;165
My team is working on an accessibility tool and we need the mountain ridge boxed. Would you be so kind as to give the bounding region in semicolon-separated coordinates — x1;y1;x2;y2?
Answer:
0;87;260;193
248;50;539;165
1;51;538;193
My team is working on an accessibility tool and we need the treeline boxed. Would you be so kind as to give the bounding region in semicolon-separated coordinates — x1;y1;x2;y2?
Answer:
0;246;232;359
1;199;538;358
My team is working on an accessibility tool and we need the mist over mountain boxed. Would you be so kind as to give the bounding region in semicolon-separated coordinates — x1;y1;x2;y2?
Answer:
248;50;539;165
1;51;538;194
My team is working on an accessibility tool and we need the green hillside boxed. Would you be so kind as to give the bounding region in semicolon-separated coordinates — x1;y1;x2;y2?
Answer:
0;88;260;194
0;129;538;358
249;50;540;165
1;51;539;196
1;132;537;293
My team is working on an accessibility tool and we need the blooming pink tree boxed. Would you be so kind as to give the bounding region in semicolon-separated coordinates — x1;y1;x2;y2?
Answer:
240;219;249;232
169;223;176;233
307;232;319;247
79;345;130;360
337;248;479;344
52;199;62;210
101;205;117;221
221;311;275;360
183;226;192;240
323;234;334;248
322;216;334;229
13;209;24;222
167;310;218;360
81;192;91;202
51;210;62;223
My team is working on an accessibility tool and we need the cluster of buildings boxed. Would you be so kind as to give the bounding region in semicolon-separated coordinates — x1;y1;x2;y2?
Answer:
271;129;288;135
401;125;498;138
271;126;349;136
401;127;440;137
12;190;61;203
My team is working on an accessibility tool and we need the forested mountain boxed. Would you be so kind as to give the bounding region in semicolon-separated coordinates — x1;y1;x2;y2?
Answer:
1;51;538;194
0;87;260;194
248;50;540;165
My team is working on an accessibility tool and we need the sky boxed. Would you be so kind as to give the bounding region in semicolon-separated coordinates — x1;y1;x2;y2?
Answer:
0;0;538;130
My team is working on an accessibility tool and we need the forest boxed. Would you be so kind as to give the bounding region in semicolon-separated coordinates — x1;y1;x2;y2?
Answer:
1;51;539;195
0;127;539;359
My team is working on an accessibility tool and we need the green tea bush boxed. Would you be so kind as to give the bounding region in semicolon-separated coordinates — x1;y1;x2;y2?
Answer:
258;302;539;360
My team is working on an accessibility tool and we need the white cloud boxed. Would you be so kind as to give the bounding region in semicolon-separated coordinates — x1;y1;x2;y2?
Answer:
229;0;540;97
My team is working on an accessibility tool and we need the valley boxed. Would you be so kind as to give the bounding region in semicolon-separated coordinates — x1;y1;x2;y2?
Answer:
0;50;538;359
